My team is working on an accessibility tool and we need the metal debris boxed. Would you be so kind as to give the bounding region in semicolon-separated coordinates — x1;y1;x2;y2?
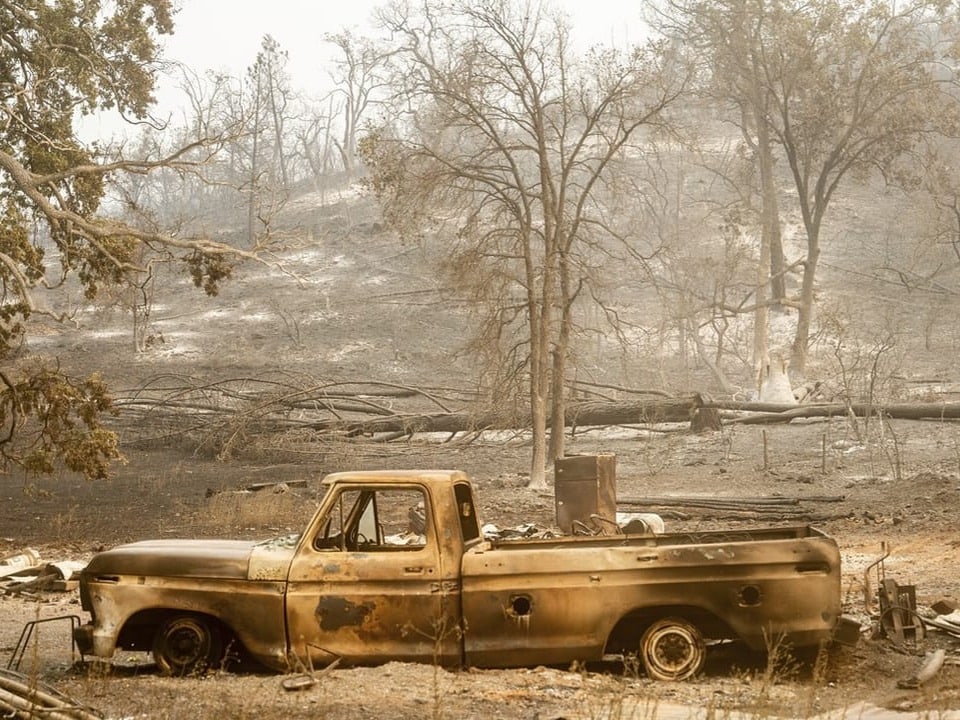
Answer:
281;657;341;692
879;579;923;645
482;522;560;540
482;513;665;541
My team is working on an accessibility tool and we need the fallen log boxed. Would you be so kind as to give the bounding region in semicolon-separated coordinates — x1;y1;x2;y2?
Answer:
114;375;960;455
617;493;849;522
306;396;700;436
703;400;960;424
336;398;960;436
619;495;801;509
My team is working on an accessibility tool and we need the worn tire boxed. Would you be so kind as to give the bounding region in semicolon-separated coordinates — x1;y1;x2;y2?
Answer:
152;614;223;676
639;617;706;681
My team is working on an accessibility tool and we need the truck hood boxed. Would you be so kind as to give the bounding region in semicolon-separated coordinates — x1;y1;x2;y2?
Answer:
82;536;298;581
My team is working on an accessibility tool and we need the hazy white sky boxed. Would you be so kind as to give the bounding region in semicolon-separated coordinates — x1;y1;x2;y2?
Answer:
158;0;644;93
80;1;645;137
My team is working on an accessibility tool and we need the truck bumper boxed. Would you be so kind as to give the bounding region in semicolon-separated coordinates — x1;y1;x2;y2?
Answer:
73;623;116;659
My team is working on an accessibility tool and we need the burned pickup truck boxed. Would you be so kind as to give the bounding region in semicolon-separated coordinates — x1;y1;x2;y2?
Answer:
75;470;842;680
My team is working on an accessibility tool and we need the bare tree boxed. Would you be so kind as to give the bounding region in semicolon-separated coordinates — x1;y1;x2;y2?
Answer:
325;30;394;178
243;35;298;244
759;0;957;373
656;0;960;376
363;0;686;486
654;0;790;375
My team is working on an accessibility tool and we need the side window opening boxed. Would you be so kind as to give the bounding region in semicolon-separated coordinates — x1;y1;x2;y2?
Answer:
314;487;428;551
314;489;364;551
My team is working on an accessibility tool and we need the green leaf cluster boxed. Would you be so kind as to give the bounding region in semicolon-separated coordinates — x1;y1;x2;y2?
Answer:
0;361;122;480
0;0;174;478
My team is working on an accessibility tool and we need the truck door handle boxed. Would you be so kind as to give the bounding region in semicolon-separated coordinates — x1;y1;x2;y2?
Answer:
404;566;424;574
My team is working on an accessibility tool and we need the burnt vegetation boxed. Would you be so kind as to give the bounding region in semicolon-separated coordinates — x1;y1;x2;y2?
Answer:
2;1;960;489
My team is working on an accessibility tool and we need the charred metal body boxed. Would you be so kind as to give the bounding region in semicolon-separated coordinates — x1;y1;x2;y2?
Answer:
75;470;842;680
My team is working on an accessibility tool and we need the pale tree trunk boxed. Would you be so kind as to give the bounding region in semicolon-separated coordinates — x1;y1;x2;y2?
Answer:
548;247;574;463
753;225;770;375
757;126;785;305
267;78;289;189
753;131;783;378
341;95;356;177
526;222;555;489
548;347;565;462
747;56;782;371
529;383;548;488
247;75;262;247
791;232;820;375
528;294;551;488
748;46;785;305
530;122;559;488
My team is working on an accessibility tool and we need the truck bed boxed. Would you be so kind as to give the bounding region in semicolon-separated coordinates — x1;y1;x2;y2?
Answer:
487;524;826;551
461;524;841;667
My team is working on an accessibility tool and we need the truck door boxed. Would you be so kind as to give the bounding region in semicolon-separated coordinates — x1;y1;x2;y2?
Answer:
285;484;460;667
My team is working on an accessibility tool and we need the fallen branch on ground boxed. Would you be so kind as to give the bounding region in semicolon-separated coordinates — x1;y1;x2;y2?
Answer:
703;400;960;424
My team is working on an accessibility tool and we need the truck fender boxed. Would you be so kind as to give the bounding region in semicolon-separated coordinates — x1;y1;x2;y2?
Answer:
116;608;234;665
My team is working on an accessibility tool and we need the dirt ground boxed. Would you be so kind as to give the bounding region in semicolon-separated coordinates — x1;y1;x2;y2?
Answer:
1;192;960;718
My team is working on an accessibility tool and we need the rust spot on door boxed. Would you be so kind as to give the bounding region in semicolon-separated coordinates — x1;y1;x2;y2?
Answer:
317;596;374;630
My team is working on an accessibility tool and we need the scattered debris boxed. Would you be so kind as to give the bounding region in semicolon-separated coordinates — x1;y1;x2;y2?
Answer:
832;615;863;647
8;615;82;671
482;522;559;540
1;549;86;597
205;479;308;497
922;610;960;639
879;578;923;645
897;649;947;689
863;542;892;616
0;667;102;720
2;560;86;596
932;599;958;615
481;512;666;540
281;657;341;692
616;512;665;535
0;548;41;579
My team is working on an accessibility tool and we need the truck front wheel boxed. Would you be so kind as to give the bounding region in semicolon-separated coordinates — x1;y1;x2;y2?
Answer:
152;614;223;676
640;617;705;681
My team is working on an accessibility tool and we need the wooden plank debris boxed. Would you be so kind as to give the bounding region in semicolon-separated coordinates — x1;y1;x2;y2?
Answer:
617;494;848;521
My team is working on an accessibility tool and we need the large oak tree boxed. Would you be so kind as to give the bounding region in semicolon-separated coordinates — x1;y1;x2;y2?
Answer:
363;0;685;486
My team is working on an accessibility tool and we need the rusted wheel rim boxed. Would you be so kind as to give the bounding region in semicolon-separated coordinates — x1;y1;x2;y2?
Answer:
153;616;221;675
640;617;706;681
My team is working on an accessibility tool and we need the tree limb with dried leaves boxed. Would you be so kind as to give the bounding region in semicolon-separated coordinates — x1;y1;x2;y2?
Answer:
0;0;280;478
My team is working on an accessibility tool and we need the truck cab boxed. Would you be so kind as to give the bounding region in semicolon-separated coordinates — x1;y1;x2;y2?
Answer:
284;470;481;667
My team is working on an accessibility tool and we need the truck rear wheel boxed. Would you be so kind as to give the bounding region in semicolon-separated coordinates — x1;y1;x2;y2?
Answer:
152;614;223;676
640;617;705;681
